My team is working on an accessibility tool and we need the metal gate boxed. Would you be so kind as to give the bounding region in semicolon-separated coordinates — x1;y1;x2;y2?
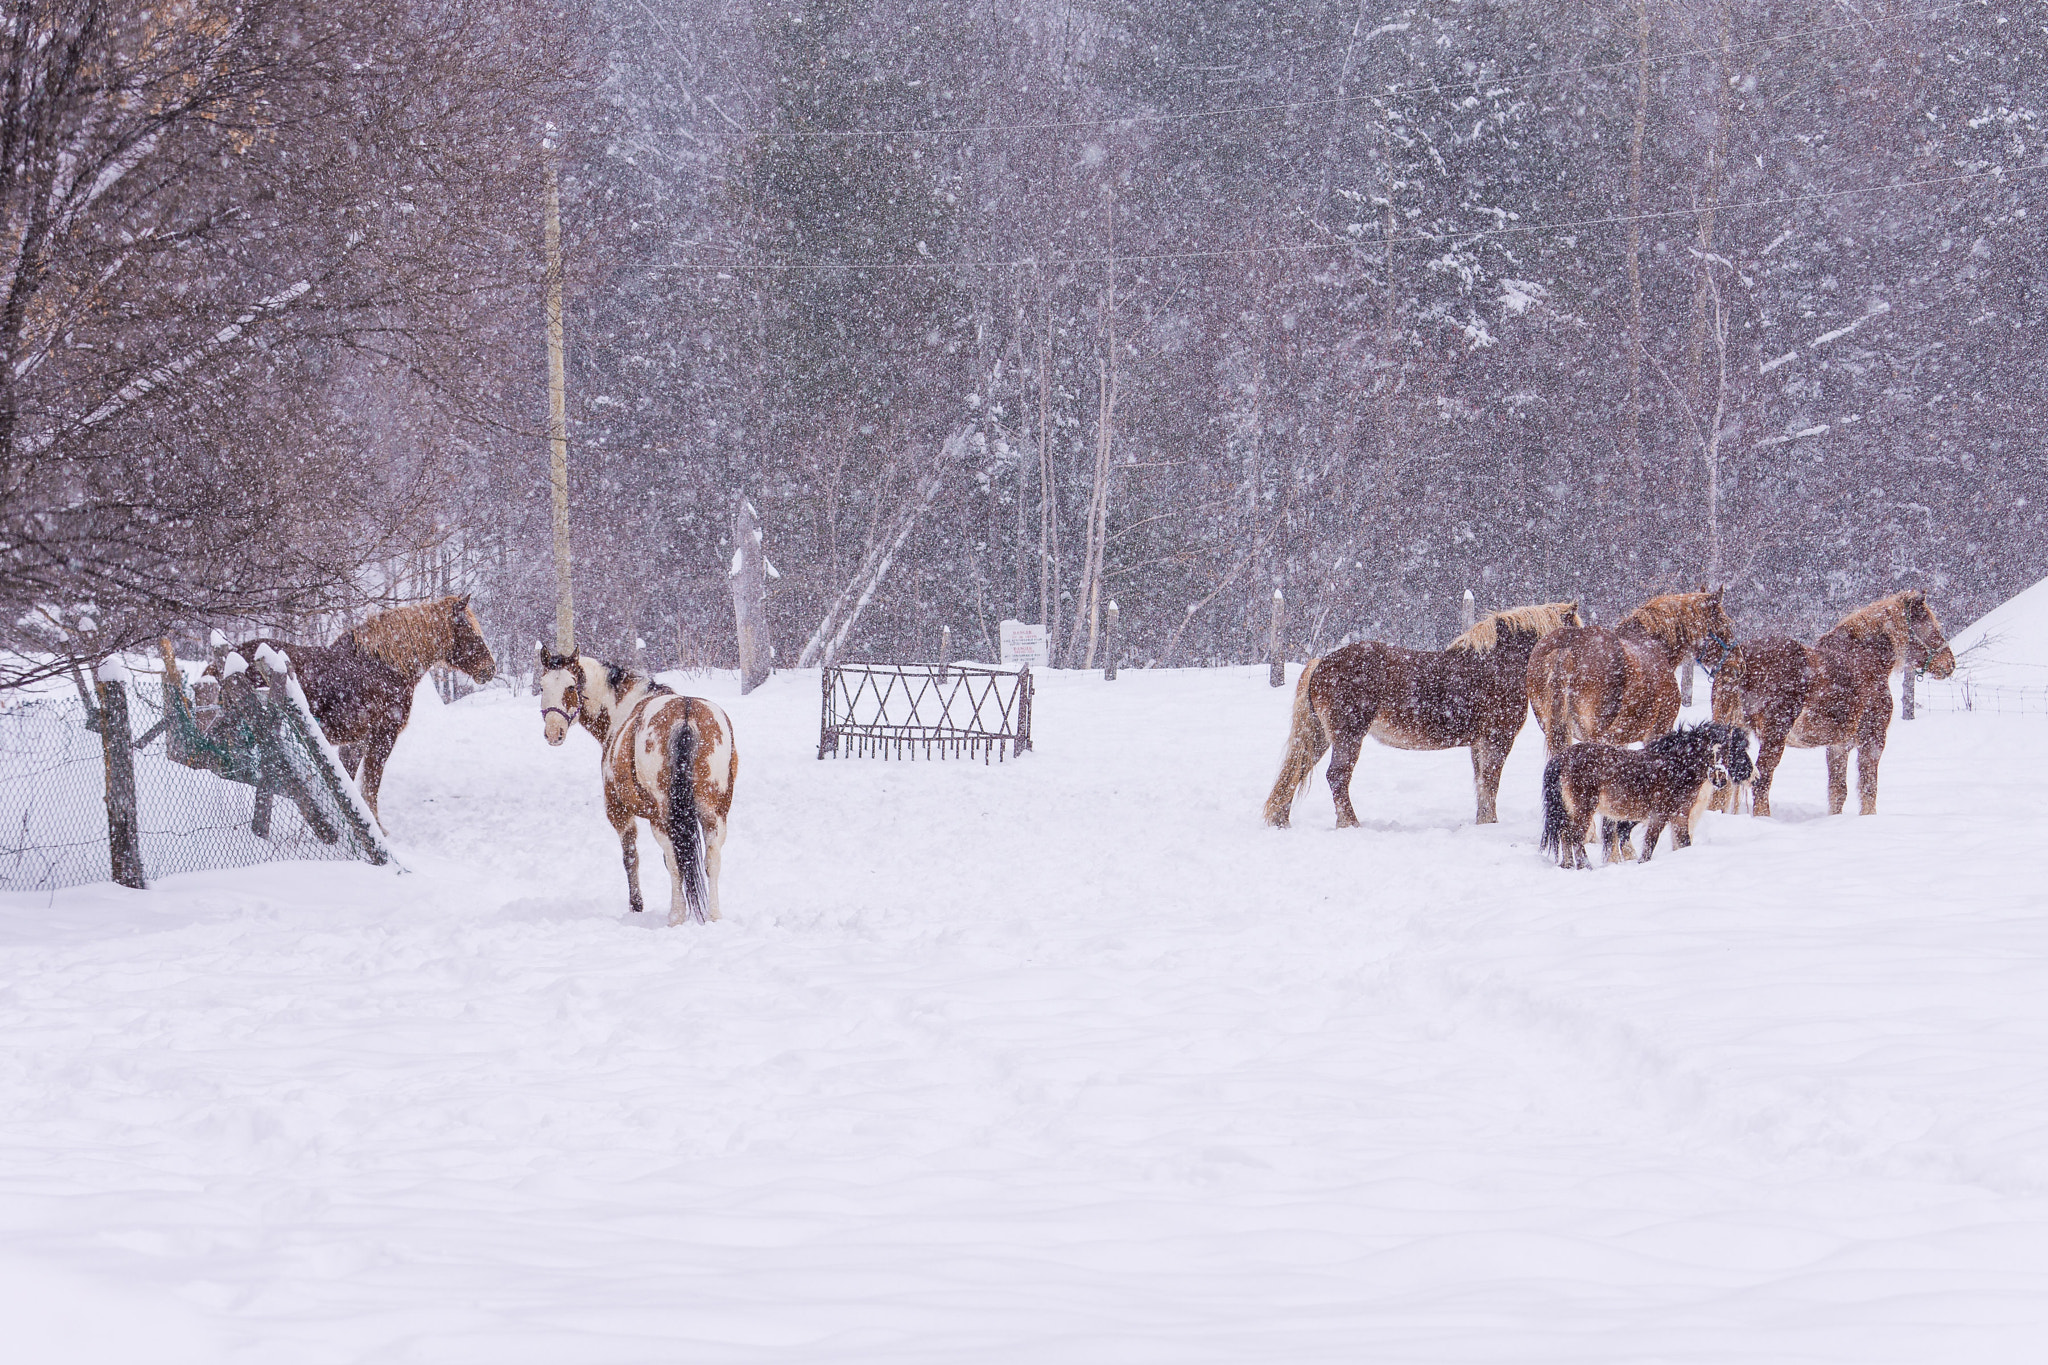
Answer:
819;663;1033;762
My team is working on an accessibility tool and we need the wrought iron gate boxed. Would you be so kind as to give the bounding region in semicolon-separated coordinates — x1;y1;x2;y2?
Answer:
819;663;1033;761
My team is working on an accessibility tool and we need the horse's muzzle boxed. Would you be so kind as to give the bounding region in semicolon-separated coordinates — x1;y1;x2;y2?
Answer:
1710;763;1730;790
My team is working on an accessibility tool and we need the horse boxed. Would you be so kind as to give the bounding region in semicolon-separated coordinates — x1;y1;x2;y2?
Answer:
537;648;737;925
217;595;496;820
1708;590;1952;817
1526;588;1736;757
1264;601;1582;829
1539;722;1753;869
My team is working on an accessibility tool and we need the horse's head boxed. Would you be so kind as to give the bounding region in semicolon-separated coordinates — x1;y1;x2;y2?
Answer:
1689;587;1737;671
538;646;582;746
1903;590;1954;679
449;595;496;683
1716;723;1754;786
1559;601;1583;630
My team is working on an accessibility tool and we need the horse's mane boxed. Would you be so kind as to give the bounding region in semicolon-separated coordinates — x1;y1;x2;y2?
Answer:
1446;601;1577;653
590;657;670;702
348;597;461;676
1646;721;1723;752
1621;591;1717;645
1832;591;1939;649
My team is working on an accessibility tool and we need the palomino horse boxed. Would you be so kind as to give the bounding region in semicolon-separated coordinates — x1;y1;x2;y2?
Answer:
538;649;737;925
1539;722;1753;868
1709;590;1953;816
1264;601;1581;829
221;595;496;820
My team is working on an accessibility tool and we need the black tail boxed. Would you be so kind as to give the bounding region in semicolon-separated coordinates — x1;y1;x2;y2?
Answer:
667;717;710;924
1540;755;1567;859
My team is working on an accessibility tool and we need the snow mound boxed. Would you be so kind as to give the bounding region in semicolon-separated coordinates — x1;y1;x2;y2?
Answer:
1946;574;2048;686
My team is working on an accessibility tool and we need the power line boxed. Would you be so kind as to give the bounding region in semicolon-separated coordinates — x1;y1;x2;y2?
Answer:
735;2;1968;141
665;161;2044;275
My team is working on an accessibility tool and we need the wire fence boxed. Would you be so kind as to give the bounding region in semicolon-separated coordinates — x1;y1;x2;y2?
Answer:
1912;677;2048;716
0;663;390;893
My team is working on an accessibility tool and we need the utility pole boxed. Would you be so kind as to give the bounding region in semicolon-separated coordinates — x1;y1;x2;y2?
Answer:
544;128;575;656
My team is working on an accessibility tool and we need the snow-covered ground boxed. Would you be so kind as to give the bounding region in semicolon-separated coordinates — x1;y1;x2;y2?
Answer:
6;658;2048;1362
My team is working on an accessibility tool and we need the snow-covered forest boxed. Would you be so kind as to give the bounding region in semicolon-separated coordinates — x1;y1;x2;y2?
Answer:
4;0;2043;670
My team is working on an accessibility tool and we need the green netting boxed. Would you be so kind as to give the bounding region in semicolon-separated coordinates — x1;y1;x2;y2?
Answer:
0;664;392;893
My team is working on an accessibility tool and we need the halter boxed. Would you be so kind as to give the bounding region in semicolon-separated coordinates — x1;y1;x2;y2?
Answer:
1696;632;1733;679
542;702;581;728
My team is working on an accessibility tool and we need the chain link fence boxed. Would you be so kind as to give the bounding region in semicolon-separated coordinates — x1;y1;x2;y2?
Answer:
0;660;391;893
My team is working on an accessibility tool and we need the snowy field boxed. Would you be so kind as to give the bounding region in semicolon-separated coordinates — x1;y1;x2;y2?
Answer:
6;662;2048;1362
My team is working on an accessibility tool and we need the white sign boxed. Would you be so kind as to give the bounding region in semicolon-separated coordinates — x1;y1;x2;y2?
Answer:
999;619;1049;669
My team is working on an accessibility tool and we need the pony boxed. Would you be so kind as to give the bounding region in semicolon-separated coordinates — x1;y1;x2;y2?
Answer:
1539;723;1753;869
1709;590;1952;817
537;648;737;925
1264;601;1582;829
217;595;496;820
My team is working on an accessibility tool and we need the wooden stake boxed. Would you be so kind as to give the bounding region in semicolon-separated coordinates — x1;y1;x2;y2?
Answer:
730;497;772;693
1461;588;1476;630
1104;601;1119;681
95;667;145;889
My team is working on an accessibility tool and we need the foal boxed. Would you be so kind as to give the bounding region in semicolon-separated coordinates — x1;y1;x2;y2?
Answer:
1540;723;1753;869
538;649;737;925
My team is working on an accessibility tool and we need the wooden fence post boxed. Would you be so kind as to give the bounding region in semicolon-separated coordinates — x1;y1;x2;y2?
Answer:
1680;655;1695;707
1268;589;1286;687
940;623;952;664
94;663;146;889
1104;601;1119;681
1461;588;1476;630
1901;660;1916;720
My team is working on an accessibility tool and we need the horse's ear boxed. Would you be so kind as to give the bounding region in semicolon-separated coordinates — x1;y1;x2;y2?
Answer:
1708;584;1724;601
456;593;472;609
1906;589;1926;605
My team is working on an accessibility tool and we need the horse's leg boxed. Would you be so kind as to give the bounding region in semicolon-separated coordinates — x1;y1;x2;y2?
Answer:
1325;723;1369;829
648;824;688;925
1471;732;1511;825
1856;721;1889;816
1639;814;1669;862
1751;734;1788;817
616;815;645;915
356;732;396;824
338;743;363;780
1825;744;1850;815
701;815;725;923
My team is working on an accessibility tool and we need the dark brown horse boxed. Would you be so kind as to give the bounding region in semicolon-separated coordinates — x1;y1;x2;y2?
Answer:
1540;722;1753;869
217;596;496;820
1264;602;1581;829
1709;590;1953;816
1527;589;1736;757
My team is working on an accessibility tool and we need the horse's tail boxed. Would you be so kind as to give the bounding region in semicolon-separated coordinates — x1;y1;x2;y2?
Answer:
667;713;711;925
1539;754;1568;859
1536;653;1574;754
1263;657;1331;827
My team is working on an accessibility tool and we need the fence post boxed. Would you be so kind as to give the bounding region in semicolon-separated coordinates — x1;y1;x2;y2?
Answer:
94;662;146;890
1461;588;1476;630
1901;661;1916;720
1268;589;1286;687
940;623;951;664
1680;655;1695;707
1104;601;1119;681
730;497;773;695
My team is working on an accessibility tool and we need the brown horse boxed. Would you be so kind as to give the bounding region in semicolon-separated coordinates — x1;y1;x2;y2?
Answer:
217;595;496;820
1527;589;1736;757
1709;590;1953;816
1264;601;1581;829
1540;723;1753;869
538;649;737;925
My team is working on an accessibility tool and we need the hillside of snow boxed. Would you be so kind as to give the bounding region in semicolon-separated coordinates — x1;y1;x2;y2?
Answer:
4;666;2048;1361
1945;572;2048;686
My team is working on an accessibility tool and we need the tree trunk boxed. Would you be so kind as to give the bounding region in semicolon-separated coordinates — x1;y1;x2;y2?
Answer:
731;497;773;693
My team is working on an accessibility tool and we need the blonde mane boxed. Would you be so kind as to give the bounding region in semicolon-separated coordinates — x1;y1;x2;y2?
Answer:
1447;601;1579;653
1833;591;1940;651
349;597;460;679
1621;591;1719;647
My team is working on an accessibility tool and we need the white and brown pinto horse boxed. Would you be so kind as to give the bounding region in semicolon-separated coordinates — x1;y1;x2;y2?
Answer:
538;649;737;925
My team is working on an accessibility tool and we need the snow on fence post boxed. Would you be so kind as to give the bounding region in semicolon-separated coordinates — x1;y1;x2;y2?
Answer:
1103;601;1120;681
94;658;146;890
730;497;773;695
1460;589;1476;630
1901;659;1916;720
1268;589;1286;688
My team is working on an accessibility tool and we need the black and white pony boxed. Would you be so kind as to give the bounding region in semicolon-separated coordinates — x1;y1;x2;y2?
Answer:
538;649;737;925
